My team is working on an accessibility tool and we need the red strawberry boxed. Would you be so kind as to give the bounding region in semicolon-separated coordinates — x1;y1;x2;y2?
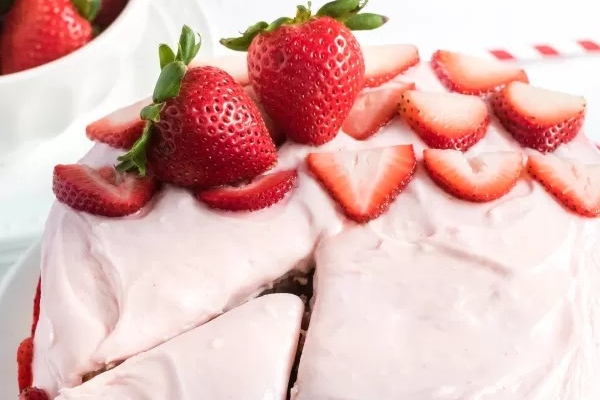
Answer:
94;0;128;29
399;90;490;151
1;0;93;74
491;81;586;153
86;98;150;149
243;86;286;145
363;44;419;88
194;55;250;86
307;145;416;223
423;149;524;202
430;50;529;96
196;170;297;211
527;153;600;217
118;27;277;188
52;164;157;217
31;277;41;337
221;1;388;145
342;81;415;140
19;387;49;400
17;337;34;392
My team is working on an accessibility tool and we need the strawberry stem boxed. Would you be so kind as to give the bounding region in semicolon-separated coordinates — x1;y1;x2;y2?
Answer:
219;0;387;52
71;0;102;22
116;25;201;176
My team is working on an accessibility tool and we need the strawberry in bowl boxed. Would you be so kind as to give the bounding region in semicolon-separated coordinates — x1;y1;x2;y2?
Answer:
0;0;129;74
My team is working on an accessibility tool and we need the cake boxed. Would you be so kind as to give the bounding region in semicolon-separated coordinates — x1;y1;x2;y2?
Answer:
16;2;600;399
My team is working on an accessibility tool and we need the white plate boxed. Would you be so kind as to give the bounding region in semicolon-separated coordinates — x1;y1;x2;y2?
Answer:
2;48;600;400
0;0;219;270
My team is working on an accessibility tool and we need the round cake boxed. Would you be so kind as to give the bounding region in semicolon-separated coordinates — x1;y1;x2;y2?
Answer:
15;2;600;399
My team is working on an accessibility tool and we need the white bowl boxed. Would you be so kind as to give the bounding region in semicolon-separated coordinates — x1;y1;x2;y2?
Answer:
0;0;151;154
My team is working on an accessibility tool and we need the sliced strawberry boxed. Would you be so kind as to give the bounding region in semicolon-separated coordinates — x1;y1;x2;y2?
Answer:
86;98;150;149
527;153;600;217
243;86;286;145
363;44;420;88
491;81;586;153
52;164;157;217
431;50;529;96
19;387;49;400
307;145;417;223
423;149;524;202
399;90;490;151
196;170;297;212
31;277;41;337
343;81;415;140
17;337;34;392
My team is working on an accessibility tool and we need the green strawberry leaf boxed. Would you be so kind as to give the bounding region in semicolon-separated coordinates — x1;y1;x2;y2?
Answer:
71;0;102;22
116;25;201;176
159;44;176;69
344;12;388;30
219;0;388;52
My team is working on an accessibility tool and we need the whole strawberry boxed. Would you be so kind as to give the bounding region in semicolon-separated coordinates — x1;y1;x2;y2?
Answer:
220;0;388;146
118;26;277;188
1;0;94;74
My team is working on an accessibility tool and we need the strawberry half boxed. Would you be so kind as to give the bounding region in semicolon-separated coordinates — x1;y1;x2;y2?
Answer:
363;44;420;88
423;149;524;202
527;153;600;217
86;98;150;150
196;170;297;211
17;337;34;392
491;81;586;153
52;164;157;217
307;145;417;223
399;90;490;151
243;86;286;145
31;277;41;337
430;50;529;96
343;81;415;140
19;387;49;400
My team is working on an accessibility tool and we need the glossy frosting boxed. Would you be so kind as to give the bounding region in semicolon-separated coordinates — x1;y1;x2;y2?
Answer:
34;62;600;399
56;294;303;400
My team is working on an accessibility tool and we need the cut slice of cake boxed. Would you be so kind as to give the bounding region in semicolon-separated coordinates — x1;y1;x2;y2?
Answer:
55;294;303;400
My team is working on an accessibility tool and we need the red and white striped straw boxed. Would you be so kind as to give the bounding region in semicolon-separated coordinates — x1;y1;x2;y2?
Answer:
483;39;600;61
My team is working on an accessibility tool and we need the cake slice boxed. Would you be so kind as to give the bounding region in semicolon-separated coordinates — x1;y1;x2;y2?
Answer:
55;294;303;400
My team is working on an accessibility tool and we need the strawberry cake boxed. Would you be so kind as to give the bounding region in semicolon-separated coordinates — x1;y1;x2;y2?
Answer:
16;1;600;399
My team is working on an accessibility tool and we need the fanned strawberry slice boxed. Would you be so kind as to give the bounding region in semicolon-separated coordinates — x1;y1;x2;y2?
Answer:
343;81;415;140
52;165;157;217
243;86;286;145
17;337;34;392
19;387;49;400
196;170;297;211
423;149;524;202
31;277;41;337
491;81;586;153
86;98;150;149
431;50;529;95
307;145;417;223
363;44;420;88
527;153;600;217
399;90;490;151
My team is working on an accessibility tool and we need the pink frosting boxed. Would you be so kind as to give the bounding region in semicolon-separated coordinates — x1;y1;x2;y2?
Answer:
55;294;303;400
34;62;600;399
